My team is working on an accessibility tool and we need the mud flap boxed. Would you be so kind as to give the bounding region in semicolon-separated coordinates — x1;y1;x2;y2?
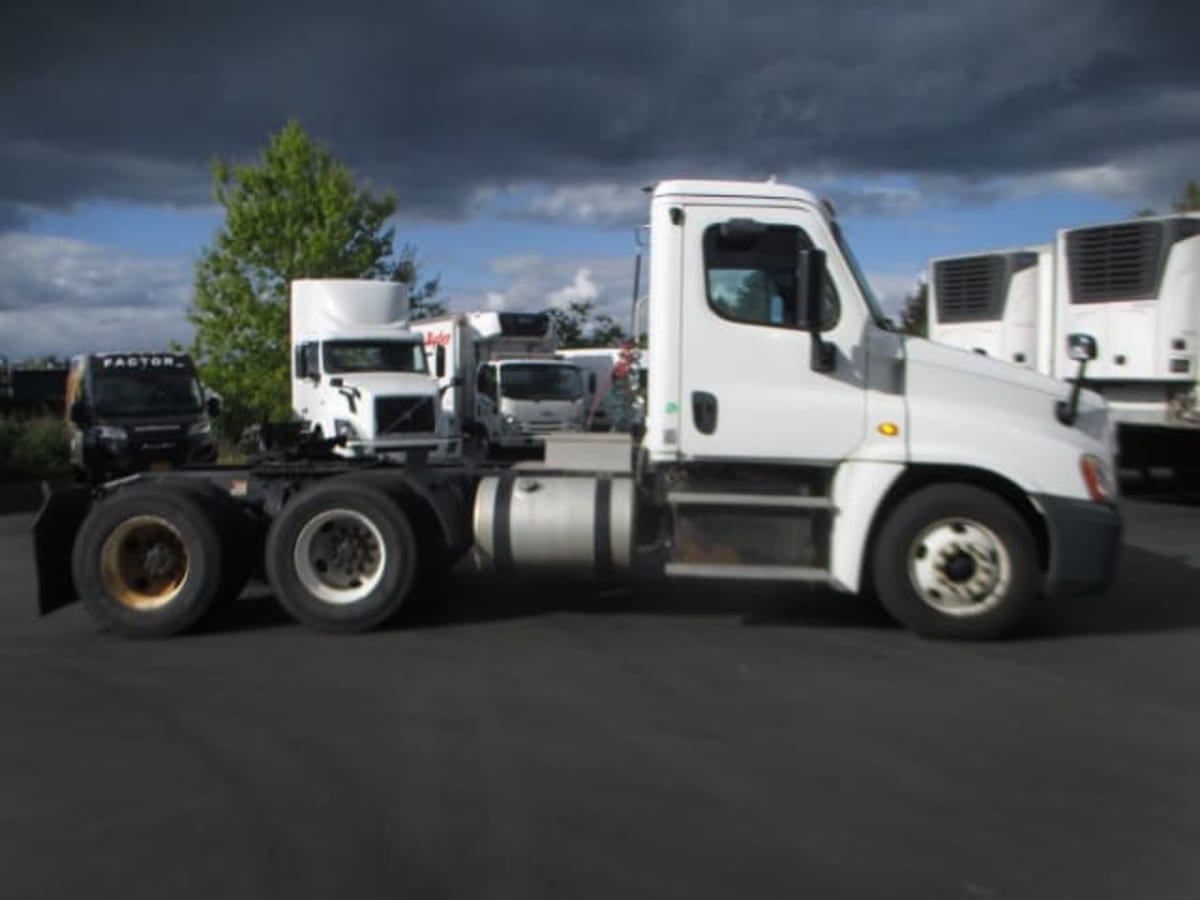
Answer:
32;483;93;615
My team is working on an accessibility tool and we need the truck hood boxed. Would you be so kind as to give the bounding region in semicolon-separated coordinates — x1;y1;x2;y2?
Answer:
902;337;1113;495
328;372;437;398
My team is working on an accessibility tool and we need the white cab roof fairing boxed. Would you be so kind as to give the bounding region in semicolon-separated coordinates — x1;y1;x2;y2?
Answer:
652;179;828;217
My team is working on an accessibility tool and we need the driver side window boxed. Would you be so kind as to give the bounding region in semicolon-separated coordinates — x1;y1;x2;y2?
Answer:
704;223;839;331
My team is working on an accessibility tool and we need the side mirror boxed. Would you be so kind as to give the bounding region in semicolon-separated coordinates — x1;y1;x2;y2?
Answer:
435;346;446;379
1056;333;1098;426
588;373;597;394
1067;333;1098;363
294;347;307;379
69;399;88;426
799;248;836;373
206;395;222;417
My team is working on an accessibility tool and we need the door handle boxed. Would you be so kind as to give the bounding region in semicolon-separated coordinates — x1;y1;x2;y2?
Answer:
692;391;718;435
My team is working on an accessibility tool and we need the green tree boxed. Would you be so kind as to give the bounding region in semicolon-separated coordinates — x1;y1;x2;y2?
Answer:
1135;179;1200;217
1172;179;1200;212
545;300;629;349
898;278;928;337
187;120;438;436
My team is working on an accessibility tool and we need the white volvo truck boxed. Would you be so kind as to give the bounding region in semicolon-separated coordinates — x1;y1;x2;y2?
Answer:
35;179;1121;641
412;311;586;456
290;279;453;459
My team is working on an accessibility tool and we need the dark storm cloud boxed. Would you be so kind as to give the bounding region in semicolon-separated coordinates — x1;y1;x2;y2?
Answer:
1;0;1196;224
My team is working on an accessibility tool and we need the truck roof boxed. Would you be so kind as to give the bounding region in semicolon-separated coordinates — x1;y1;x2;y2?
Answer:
653;179;824;209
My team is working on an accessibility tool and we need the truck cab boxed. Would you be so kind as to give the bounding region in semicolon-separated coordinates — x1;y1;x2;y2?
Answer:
414;311;587;456
65;352;218;481
290;280;452;459
475;357;586;450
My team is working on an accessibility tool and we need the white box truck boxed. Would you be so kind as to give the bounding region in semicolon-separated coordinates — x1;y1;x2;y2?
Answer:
37;178;1121;642
290;279;453;459
929;213;1200;471
412;311;587;455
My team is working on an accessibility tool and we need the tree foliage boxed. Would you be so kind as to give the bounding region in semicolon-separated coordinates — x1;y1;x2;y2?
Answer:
187;120;439;435
1172;179;1200;213
1136;178;1200;217
545;300;629;349
897;278;928;338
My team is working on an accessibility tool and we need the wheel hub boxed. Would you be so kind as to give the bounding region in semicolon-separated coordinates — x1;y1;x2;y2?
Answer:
99;515;190;611
294;509;386;604
909;518;1012;617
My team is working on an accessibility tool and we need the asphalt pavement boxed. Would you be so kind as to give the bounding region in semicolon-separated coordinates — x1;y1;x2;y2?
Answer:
2;486;1200;899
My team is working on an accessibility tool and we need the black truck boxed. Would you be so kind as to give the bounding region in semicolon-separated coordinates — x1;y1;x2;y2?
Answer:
65;352;220;482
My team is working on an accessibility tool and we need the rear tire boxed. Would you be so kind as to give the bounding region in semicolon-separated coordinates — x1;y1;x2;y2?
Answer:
265;476;418;632
871;484;1039;639
71;484;231;637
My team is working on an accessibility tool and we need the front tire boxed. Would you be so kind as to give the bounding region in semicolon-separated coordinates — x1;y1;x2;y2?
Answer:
871;484;1039;639
264;476;418;632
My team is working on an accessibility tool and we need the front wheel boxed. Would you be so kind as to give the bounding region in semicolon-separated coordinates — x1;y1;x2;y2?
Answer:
871;484;1040;639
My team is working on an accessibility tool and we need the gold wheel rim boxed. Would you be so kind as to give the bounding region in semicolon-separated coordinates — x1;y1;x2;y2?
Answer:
99;515;190;611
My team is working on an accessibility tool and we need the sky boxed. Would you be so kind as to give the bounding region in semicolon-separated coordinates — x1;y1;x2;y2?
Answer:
1;0;1197;360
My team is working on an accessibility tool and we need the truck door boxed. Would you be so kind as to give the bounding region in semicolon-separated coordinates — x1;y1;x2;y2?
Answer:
677;205;867;462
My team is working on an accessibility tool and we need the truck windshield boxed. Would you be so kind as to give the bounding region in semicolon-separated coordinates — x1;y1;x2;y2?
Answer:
324;341;429;375
831;221;892;329
499;364;583;401
93;370;204;417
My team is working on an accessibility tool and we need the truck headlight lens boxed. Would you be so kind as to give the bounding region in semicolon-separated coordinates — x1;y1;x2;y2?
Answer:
334;419;360;439
93;425;127;442
187;420;212;437
1080;454;1116;503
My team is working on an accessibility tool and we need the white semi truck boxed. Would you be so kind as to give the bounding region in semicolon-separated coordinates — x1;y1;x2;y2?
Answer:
290;279;453;459
928;213;1200;471
412;311;587;455
35;179;1121;642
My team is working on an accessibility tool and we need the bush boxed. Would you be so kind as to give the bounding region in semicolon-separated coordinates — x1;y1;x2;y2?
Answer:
0;418;71;480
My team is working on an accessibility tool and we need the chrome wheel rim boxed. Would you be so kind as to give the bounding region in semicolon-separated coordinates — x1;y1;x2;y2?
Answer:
293;508;385;605
907;517;1012;617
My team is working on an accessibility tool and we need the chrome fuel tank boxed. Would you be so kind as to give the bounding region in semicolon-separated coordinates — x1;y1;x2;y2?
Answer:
473;473;636;576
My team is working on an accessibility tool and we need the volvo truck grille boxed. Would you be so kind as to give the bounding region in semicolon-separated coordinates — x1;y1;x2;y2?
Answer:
375;396;435;434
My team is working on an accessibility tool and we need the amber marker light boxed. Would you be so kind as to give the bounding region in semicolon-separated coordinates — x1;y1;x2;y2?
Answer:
877;422;900;437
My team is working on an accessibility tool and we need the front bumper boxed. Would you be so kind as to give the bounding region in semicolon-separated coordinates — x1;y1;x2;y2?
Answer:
85;434;217;477
1036;494;1122;598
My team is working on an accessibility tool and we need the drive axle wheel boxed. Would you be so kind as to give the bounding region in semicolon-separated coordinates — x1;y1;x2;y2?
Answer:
265;477;418;632
99;515;190;611
872;484;1039;639
293;508;386;605
72;485;232;637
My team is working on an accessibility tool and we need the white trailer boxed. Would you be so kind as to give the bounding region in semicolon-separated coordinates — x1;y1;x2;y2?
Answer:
928;245;1055;373
39;178;1121;643
929;214;1200;470
412;311;586;455
1052;214;1200;468
290;279;453;458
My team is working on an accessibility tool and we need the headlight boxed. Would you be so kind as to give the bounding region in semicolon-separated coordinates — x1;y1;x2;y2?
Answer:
502;413;517;425
334;419;360;439
93;425;127;441
187;420;212;437
1080;454;1117;503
